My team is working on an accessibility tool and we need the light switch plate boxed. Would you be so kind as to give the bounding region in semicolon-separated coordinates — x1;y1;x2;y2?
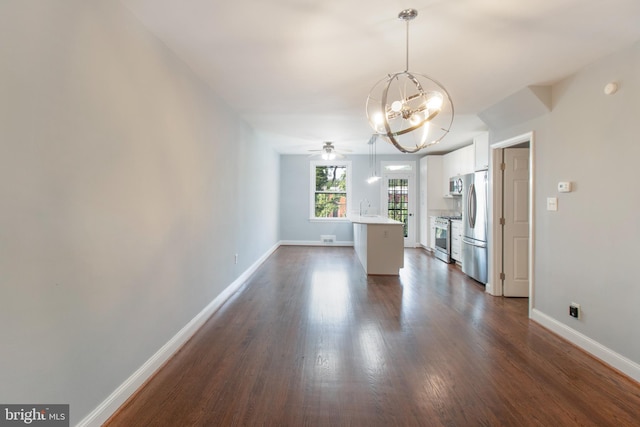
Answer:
558;182;572;193
547;197;558;211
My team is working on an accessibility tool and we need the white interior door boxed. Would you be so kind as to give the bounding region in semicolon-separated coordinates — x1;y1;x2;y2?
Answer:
380;162;416;247
503;148;530;297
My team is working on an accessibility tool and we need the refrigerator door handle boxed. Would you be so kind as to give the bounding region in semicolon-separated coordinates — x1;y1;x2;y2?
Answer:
466;184;471;228
467;183;476;229
462;238;487;248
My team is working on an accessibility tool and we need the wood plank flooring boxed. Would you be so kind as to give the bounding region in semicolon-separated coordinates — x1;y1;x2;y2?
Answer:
106;246;640;426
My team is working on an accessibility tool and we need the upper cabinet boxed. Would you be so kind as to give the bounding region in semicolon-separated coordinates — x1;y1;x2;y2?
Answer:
474;132;489;171
442;145;474;194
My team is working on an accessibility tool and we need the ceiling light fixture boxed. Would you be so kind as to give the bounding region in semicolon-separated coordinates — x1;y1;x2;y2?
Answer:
322;144;336;160
309;141;350;160
366;9;454;153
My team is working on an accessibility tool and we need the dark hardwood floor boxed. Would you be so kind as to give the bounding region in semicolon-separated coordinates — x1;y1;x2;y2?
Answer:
106;246;640;426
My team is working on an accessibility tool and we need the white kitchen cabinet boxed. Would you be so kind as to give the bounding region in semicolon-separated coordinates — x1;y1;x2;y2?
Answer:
429;216;437;250
474;132;489;171
419;155;447;249
442;145;474;195
451;220;462;263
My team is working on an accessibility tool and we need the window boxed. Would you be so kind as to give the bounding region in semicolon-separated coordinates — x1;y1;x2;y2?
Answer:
310;160;351;220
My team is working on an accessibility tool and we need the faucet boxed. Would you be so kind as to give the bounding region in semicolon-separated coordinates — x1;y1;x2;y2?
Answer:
359;198;370;216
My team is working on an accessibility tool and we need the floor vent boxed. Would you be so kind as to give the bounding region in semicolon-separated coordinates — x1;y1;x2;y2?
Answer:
320;235;336;244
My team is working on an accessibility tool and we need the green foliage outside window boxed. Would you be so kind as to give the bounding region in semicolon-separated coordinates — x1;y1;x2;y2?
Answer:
314;165;347;218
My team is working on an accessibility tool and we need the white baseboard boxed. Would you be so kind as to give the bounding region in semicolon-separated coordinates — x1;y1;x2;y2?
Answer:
279;240;353;247
77;242;281;427
531;308;640;383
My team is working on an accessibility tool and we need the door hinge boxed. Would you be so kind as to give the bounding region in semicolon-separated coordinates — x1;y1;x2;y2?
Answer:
500;272;505;280
500;217;506;225
500;162;506;171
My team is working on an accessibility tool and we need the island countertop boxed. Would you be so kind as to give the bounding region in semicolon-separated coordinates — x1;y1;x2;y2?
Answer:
349;215;404;275
347;214;404;225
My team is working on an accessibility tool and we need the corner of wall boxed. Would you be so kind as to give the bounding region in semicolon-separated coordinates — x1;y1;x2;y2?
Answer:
77;242;282;427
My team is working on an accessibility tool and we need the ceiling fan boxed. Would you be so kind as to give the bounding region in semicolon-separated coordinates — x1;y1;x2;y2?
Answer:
308;141;351;160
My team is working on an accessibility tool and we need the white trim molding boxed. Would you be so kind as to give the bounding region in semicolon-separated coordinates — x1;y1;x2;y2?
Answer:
280;240;354;247
77;242;281;427
309;160;352;220
532;309;640;383
488;131;535;318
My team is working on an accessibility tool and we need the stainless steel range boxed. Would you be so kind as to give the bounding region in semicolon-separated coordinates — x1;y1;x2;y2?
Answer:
434;215;462;264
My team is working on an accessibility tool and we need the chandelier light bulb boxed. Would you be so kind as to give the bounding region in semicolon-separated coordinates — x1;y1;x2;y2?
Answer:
426;92;444;111
372;112;385;132
391;100;403;113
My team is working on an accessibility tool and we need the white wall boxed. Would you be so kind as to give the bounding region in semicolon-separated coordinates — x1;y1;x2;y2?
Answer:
0;1;279;424
490;40;640;377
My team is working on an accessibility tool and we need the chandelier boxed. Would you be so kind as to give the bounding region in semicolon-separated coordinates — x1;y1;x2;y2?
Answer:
366;9;454;154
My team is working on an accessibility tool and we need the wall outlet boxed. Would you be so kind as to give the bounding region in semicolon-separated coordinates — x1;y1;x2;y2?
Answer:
569;302;581;319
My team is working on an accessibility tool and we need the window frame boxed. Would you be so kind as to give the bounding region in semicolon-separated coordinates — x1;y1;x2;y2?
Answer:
309;160;352;222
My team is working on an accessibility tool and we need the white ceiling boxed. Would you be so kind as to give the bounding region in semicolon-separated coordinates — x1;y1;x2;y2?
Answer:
120;0;640;155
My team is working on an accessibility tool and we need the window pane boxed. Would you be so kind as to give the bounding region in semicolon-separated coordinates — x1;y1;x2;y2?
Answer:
387;178;409;237
315;193;347;218
316;166;347;192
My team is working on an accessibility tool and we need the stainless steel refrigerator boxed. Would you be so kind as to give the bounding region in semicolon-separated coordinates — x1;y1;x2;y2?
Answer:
461;171;488;284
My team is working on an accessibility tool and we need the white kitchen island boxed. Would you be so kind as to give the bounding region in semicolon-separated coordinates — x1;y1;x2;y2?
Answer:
349;215;404;275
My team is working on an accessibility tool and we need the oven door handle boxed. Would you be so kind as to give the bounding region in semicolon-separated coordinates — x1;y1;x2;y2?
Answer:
462;238;487;248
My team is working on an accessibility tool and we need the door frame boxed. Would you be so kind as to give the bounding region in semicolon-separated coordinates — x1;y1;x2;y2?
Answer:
380;161;417;247
488;132;535;315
